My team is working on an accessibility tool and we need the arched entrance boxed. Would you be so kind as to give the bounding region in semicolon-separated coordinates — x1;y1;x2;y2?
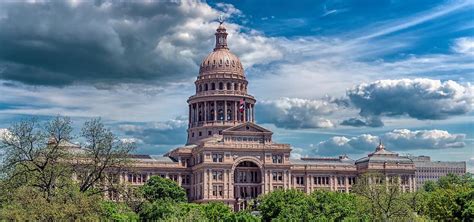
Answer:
233;161;262;200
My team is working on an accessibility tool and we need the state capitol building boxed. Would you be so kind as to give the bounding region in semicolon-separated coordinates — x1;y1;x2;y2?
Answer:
102;22;466;208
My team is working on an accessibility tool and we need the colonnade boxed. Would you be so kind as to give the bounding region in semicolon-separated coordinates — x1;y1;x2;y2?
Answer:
188;100;255;127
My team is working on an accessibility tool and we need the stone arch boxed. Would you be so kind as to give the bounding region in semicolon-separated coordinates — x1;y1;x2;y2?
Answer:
231;156;263;172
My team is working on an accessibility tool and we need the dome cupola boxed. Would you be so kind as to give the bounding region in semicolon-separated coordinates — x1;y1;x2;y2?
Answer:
198;22;244;77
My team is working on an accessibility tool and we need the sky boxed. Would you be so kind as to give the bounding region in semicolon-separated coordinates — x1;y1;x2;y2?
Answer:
0;0;473;171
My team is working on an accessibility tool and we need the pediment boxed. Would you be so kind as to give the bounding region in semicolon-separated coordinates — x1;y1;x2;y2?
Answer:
222;122;272;134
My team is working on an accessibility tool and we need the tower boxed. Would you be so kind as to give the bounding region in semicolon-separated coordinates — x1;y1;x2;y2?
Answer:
187;22;256;144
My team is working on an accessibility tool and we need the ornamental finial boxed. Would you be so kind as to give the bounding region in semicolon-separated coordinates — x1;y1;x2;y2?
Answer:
218;14;225;24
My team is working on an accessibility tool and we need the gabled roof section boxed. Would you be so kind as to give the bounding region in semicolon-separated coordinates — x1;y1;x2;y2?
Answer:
222;122;272;134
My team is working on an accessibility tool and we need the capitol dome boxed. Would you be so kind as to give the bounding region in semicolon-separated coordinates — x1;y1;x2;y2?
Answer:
198;23;244;77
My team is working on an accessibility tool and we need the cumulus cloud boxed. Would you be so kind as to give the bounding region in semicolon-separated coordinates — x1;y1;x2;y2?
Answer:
118;117;187;146
257;97;339;129
315;129;466;155
452;37;474;55
347;79;474;124
0;1;281;87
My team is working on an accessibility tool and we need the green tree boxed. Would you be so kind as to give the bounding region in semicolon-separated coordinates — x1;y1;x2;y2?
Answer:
0;116;74;202
307;190;362;220
420;173;474;220
352;173;414;221
100;201;139;221
141;175;187;203
422;180;437;192
257;189;310;221
202;202;233;221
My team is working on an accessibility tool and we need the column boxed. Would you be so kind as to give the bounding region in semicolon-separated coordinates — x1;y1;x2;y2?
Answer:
243;103;247;122
408;175;413;192
283;170;287;189
204;102;207;122
234;101;238;122
345;176;349;193
252;104;255;122
288;171;292;189
269;170;273;192
178;174;182;186
306;174;311;194
224;100;227;122
188;105;191;126
331;176;335;191
413;175;416;192
213;101;217;121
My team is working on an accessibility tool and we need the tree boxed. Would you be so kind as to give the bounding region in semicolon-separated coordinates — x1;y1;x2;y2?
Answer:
420;173;474;220
0;116;73;201
0;180;104;221
72;118;135;193
257;189;310;221
422;180;437;192
141;175;187;203
201;202;234;221
100;201;138;221
307;190;362;220
352;173;413;221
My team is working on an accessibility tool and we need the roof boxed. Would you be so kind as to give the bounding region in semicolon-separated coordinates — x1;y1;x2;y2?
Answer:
291;156;355;166
355;142;413;164
129;154;177;163
355;155;413;164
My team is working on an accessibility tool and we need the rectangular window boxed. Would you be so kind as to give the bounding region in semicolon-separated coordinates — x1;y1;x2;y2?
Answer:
212;154;223;162
272;172;283;181
212;171;223;181
296;176;304;185
272;155;283;164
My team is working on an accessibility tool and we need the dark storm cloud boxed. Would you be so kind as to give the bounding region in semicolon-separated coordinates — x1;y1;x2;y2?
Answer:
0;1;219;86
344;79;473;127
340;117;383;127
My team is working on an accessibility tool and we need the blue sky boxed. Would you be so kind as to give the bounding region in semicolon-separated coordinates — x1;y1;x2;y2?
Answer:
0;0;473;171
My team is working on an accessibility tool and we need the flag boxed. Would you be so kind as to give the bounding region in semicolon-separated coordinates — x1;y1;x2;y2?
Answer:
239;99;245;113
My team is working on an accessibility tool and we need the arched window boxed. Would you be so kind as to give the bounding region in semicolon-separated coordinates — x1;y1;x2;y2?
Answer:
234;83;238;90
198;85;202;92
198;111;202;122
211;83;215;90
227;109;232;120
240;84;244;91
226;83;231;90
218;109;224;120
219;82;223;90
210;109;215;121
204;84;208;91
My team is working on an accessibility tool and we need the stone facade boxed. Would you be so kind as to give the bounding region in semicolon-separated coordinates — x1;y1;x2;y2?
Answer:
117;23;423;209
411;156;466;189
106;22;465;209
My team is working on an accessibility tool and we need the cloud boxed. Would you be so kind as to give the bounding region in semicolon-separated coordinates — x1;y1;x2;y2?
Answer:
257;97;339;129
118;117;187;146
347;78;474;122
340;117;384;127
453;37;474;55
0;1;281;87
315;129;466;156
